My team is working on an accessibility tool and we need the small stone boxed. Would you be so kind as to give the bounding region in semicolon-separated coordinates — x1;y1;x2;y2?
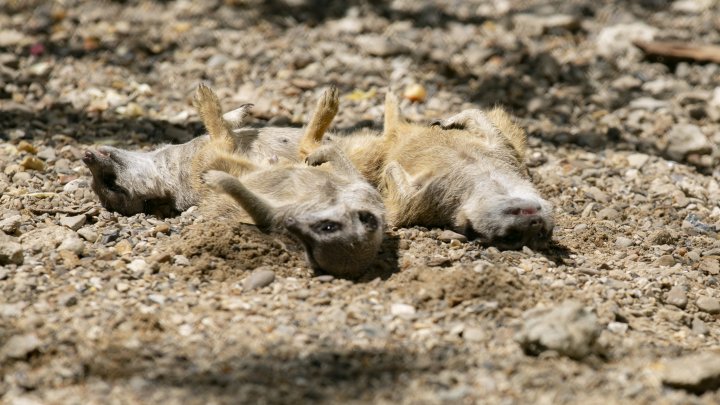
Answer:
699;258;719;275
114;239;133;255
596;23;657;58
692;318;709;335
0;240;23;265
148;294;165;305
58;293;78;307
173;255;190;266
665;124;712;161
463;327;485;342
607;321;628;334
516;300;601;360
60;214;86;231
150;252;172;264
437;230;468;243
427;255;451;267
153;223;170;236
391;303;416;317
2;333;42;359
17;140;37;154
115;282;130;292
356;34;404;56
127;259;148;274
77;227;98;242
661;352;720;393
36;147;56;161
654;255;676;267
666;286;688;309
315;275;334;282
58;237;84;256
403;83;427;103
598;207;620;220
615;237;633;248
0;215;22;234
243;269;276;291
626;153;650;168
696;296;720;314
20;156;45;171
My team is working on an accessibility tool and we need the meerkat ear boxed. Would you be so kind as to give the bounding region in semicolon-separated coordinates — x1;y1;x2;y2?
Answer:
204;170;276;230
383;91;404;142
222;103;254;129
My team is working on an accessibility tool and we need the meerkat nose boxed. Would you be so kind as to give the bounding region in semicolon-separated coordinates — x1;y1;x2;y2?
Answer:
504;199;542;216
82;150;96;164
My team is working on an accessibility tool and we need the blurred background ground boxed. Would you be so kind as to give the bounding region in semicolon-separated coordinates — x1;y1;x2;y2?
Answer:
1;0;720;404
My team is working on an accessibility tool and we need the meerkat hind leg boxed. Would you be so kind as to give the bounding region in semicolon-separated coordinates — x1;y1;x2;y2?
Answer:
194;84;235;148
298;86;339;159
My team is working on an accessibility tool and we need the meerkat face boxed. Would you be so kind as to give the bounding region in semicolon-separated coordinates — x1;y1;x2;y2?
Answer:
283;205;384;278
83;146;177;217
455;172;554;250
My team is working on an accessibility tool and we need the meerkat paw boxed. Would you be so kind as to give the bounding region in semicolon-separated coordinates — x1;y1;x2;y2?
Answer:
318;85;340;115
305;146;332;166
203;170;236;190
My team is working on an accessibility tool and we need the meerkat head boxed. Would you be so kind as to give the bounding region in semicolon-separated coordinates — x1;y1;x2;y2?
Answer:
283;204;385;279
454;171;554;250
83;146;178;217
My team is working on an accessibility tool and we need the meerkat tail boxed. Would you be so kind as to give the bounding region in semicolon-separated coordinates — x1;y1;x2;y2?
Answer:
193;83;235;148
204;170;276;230
299;85;339;158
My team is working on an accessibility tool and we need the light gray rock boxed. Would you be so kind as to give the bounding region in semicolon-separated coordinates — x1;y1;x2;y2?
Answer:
696;296;720;314
391;303;416;317
596;23;657;58
0;215;21;234
666;286;688;309
516;300;601;359
58;237;84;256
243;269;276;291
356;34;406;56
20;225;75;251
60;214;86;231
661;352;720;393
77;227;98;242
665;124;712;161
2;333;41;359
626;153;650;168
437;230;468;243
615;237;633;248
0;240;23;265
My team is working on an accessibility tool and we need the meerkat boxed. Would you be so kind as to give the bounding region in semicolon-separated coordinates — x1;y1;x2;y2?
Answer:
198;85;385;278
83;90;304;217
301;93;554;250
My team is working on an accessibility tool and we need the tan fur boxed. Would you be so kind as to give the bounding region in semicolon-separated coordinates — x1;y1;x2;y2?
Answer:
298;85;339;159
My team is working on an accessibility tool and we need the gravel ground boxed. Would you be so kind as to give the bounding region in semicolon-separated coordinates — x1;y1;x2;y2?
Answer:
2;0;720;403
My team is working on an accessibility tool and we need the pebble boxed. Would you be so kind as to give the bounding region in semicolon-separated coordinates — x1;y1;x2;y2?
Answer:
661;352;720;393
148;294;166;305
596;23;657;58
615;237;633;248
516;301;601;359
597;207;620;220
2;333;41;359
127;259;149;274
77;227;98;242
153;223;170;236
699;258;719;275
695;296;720;314
390;303;416;317
437;230;468;243
20;156;45;171
0;215;22;234
463;327;485;342
692;318;709;335
356;34;404;56
58;237;85;256
0;240;24;265
115;282;130;292
173;255;190;266
58;293;78;307
60;214;86;231
243;269;276;291
666;286;688;309
403;84;427;103
315;275;334;282
607;321;628;334
114;239;133;255
627;153;650;168
665;124;712;161
654;255;676;267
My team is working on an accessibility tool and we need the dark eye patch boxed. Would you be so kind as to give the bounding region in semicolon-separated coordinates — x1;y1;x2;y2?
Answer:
358;211;378;231
312;220;342;234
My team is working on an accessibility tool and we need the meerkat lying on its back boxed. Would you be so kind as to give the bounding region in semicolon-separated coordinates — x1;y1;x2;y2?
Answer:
198;85;385;278
83;93;303;217
303;93;554;250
